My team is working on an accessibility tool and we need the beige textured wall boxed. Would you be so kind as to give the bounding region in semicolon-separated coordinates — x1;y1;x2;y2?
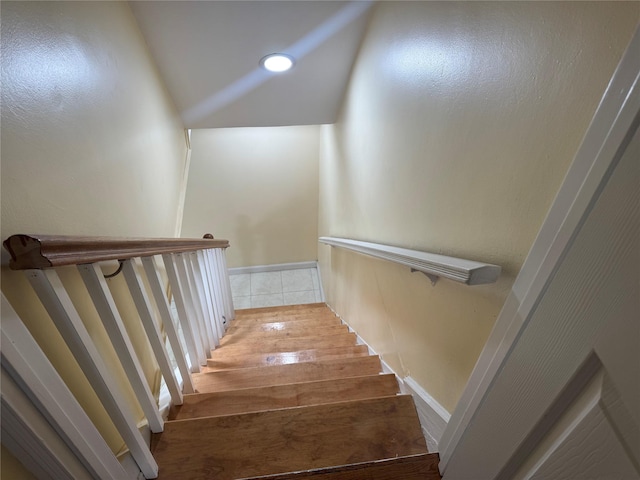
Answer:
1;1;187;458
182;126;319;268
318;1;639;412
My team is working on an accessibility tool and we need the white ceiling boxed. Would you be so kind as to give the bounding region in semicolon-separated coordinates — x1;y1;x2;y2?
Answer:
130;1;373;129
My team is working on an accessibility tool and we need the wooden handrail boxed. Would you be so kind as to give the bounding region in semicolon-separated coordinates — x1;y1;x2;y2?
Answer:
3;234;230;270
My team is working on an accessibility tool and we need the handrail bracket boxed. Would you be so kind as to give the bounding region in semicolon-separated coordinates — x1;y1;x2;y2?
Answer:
411;268;439;286
103;260;125;279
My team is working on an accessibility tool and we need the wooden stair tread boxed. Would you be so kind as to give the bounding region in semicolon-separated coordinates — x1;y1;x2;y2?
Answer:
193;356;382;393
152;395;427;480
237;303;327;312
206;345;369;370
169;374;400;420
226;317;342;333
235;303;328;317
211;332;358;355
220;324;349;346
155;302;434;479
232;311;337;325
238;453;441;480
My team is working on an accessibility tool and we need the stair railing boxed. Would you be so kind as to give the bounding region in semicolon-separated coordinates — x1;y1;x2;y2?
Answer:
319;236;501;286
1;234;235;479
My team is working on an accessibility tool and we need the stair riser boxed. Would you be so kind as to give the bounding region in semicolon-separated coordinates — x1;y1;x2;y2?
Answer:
193;356;382;393
226;317;342;333
232;312;338;324
220;325;349;345
211;333;358;356
206;345;370;370
170;374;400;420
238;453;441;480
235;303;327;317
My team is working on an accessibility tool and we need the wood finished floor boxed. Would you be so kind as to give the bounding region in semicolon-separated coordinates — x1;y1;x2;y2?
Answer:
152;304;440;479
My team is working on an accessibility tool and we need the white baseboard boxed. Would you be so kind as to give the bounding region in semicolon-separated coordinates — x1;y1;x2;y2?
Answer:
402;377;451;453
229;261;317;275
327;304;450;452
117;451;145;480
116;421;152;479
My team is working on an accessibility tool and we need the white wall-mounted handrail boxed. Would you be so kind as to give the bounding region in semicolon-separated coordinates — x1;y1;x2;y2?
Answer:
319;236;501;286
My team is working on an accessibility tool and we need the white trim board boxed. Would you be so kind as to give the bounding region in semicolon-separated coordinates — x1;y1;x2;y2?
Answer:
174;129;192;238
438;25;640;473
228;261;318;275
315;260;326;303
326;304;450;452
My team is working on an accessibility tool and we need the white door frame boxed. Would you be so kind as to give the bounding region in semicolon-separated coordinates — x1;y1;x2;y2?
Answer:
439;25;640;476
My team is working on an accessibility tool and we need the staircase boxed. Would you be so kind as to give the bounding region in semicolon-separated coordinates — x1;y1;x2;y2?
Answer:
151;303;441;479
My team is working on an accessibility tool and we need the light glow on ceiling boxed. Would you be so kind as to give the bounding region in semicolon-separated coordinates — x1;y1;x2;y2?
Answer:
260;53;295;73
181;1;373;125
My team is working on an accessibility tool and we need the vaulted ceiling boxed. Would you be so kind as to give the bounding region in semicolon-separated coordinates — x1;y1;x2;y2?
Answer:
130;1;373;129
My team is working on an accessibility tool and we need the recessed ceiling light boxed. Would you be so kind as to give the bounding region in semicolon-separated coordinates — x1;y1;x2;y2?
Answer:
260;53;295;73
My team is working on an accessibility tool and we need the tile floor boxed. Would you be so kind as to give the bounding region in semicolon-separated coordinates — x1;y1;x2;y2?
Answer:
230;267;323;309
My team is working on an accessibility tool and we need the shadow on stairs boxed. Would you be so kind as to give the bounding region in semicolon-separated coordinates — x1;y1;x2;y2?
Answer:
151;303;441;479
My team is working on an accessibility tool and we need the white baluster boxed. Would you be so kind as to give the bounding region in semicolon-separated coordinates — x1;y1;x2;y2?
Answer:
182;253;211;355
162;253;201;373
121;259;183;406
208;249;228;331
77;263;163;434
204;249;225;336
187;252;215;350
217;248;236;322
24;269;158;478
200;252;222;344
1;294;130;480
141;256;194;393
197;250;221;346
173;253;207;365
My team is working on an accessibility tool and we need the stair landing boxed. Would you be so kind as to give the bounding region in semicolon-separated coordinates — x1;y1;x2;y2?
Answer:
152;304;440;479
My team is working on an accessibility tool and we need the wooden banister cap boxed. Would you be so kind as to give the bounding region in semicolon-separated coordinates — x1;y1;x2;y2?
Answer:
3;234;230;270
